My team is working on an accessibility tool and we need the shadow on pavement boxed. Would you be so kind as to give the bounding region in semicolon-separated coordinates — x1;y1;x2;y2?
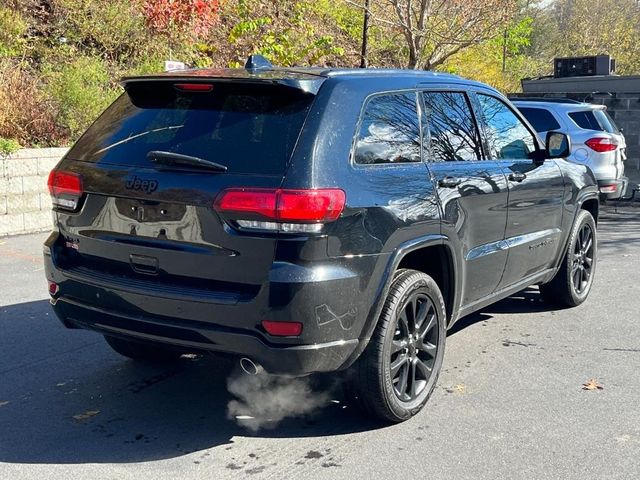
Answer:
0;300;381;465
448;287;556;336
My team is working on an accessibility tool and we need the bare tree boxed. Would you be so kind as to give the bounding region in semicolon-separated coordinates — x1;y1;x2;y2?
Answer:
373;0;516;69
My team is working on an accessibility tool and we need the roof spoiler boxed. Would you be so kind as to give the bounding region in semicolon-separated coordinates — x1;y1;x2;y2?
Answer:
121;55;325;94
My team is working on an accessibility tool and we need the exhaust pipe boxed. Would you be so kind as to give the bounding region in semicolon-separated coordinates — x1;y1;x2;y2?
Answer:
240;357;263;375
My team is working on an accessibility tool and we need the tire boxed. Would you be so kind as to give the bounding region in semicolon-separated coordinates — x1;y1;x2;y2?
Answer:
104;335;185;363
347;269;446;423
540;209;597;307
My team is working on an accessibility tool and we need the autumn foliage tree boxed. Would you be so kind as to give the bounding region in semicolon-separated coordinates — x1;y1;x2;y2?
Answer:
142;0;223;39
371;0;517;69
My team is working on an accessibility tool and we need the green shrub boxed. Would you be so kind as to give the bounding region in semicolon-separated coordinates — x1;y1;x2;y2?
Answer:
0;6;27;58
0;138;21;156
44;56;121;140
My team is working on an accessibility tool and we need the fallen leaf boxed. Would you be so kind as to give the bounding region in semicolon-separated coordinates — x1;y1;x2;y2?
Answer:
582;379;603;391
73;410;100;422
446;384;466;394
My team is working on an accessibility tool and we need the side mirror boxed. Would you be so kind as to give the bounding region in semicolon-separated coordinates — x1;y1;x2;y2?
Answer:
545;131;571;159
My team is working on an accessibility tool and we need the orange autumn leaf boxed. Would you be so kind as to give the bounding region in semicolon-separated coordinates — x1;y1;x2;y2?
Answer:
582;379;603;391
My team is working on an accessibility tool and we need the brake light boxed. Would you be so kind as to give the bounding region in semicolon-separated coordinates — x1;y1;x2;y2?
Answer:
174;83;214;92
261;320;303;337
215;188;345;233
585;137;617;153
47;170;83;210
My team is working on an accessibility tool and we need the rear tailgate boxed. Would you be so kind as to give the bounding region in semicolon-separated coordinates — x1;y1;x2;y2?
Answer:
50;80;316;305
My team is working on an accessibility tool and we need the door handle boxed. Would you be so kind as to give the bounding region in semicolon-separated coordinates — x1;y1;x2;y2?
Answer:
508;172;527;182
438;176;462;188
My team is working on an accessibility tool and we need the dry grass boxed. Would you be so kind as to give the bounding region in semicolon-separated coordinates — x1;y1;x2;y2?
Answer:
0;61;69;146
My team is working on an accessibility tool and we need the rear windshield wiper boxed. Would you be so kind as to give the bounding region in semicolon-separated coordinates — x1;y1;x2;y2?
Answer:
147;151;228;172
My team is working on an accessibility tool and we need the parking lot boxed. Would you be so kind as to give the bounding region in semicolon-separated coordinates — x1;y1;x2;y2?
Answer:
1;206;639;480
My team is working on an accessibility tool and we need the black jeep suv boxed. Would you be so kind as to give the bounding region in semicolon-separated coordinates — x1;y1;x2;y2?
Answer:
44;56;599;422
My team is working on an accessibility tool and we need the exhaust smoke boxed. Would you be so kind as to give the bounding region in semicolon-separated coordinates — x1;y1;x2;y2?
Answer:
226;370;333;431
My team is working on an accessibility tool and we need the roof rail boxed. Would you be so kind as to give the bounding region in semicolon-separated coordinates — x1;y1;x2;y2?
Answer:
245;54;273;72
510;97;584;104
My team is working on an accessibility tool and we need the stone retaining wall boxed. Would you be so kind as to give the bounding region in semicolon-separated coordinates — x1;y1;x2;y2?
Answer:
0;148;69;237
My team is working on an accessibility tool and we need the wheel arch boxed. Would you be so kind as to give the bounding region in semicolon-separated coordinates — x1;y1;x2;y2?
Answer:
340;235;460;370
396;244;456;324
580;196;599;224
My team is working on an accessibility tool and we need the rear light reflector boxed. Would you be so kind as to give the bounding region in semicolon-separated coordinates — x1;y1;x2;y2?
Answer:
585;137;617;153
261;320;303;337
215;188;345;232
47;170;83;210
599;184;618;193
48;281;59;296
174;83;214;92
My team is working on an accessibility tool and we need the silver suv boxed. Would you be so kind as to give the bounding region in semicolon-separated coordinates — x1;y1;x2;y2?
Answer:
513;98;627;200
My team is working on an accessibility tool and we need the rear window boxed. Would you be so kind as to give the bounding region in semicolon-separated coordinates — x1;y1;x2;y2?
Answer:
67;82;315;175
569;109;620;134
517;107;561;133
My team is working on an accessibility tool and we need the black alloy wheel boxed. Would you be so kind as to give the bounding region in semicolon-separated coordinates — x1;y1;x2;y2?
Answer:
347;269;446;422
571;223;594;295
540;209;597;307
390;292;438;402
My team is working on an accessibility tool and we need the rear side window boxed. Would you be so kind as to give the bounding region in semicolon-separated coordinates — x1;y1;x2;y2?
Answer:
477;94;536;160
421;91;482;161
569;110;601;131
354;92;421;165
569;109;620;133
67;82;315;175
517;107;561;133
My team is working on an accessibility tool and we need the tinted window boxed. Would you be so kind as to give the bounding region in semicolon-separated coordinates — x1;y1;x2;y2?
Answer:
573;109;622;134
478;94;536;160
596;110;620;133
569;110;602;131
67;82;314;175
517;107;561;133
354;92;421;165
421;92;482;161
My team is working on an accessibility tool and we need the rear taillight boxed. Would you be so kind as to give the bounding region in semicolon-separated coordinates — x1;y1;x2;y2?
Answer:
47;170;83;211
585;137;617;153
215;188;345;233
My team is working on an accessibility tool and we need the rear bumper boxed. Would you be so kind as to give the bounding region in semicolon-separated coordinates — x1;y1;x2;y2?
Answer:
598;177;628;200
50;296;358;375
43;232;382;376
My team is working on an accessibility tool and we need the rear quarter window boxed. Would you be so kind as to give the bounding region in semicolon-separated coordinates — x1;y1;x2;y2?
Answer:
353;92;421;165
67;82;315;175
569;110;604;132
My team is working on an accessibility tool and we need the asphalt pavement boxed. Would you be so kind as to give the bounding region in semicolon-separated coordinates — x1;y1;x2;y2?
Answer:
1;206;639;479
